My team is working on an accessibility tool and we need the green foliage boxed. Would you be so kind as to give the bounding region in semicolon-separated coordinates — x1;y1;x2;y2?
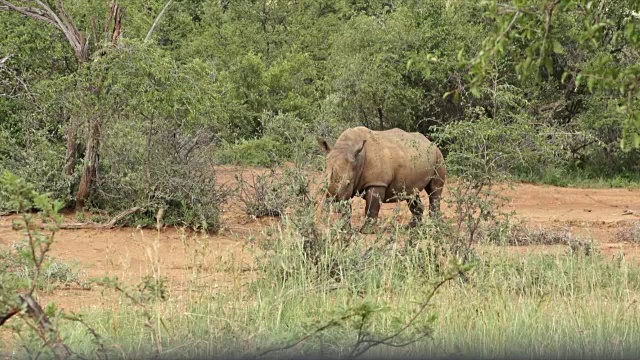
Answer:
0;244;88;292
464;0;640;149
2;0;640;224
0;172;64;291
52;41;229;230
0;131;74;211
216;137;292;167
0;171;75;358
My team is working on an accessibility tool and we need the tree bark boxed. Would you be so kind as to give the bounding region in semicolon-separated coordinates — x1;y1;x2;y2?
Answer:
74;3;122;209
64;119;79;176
110;2;123;46
75;118;101;211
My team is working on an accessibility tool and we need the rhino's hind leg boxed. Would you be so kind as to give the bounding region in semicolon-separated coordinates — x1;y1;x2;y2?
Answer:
407;195;424;228
360;186;385;234
426;174;445;219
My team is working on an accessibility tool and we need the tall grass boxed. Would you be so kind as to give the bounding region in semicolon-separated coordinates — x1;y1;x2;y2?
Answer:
9;217;637;360
3;163;640;360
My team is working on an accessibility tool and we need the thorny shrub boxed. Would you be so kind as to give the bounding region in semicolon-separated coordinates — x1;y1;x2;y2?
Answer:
616;221;640;243
246;168;474;357
479;220;582;246
430;113;520;262
235;165;314;219
91;122;230;232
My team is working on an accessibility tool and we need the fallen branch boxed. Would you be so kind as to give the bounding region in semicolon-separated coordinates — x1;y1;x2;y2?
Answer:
105;206;142;226
42;207;142;230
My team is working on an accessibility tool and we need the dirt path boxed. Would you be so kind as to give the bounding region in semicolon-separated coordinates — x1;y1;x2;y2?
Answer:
1;166;640;312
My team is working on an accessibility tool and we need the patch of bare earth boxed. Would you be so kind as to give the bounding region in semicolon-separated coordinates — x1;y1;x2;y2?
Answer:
1;166;640;314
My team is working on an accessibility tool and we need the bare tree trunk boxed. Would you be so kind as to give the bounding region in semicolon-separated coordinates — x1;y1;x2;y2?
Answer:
360;104;370;128
75;118;101;211
0;1;92;181
377;105;384;129
73;3;122;209
0;0;90;63
262;0;271;66
110;2;123;46
64;119;79;175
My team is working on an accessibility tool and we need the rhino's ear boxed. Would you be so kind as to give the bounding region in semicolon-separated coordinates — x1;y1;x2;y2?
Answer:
318;137;331;153
350;140;366;162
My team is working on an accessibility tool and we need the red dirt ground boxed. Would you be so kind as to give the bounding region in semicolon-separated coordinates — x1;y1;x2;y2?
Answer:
2;165;640;313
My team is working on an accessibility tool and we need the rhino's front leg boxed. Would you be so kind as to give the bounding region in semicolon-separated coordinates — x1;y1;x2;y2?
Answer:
360;186;386;234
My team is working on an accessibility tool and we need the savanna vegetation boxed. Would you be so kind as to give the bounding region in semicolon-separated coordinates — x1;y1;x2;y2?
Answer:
2;0;640;359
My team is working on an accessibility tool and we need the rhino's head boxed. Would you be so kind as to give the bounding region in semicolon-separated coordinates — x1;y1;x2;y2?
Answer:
318;137;367;202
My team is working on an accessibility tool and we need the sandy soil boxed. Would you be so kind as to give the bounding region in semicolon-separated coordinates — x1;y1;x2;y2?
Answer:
1;165;640;313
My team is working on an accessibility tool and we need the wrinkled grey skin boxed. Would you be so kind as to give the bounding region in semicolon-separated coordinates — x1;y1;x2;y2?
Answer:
318;126;446;234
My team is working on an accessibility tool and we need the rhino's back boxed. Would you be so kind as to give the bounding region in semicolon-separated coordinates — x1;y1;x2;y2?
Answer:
358;128;441;200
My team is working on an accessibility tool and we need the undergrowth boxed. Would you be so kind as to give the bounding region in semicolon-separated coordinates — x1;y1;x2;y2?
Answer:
3;132;640;359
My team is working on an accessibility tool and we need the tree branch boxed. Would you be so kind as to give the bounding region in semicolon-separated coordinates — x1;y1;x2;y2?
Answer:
0;1;58;27
145;0;173;43
1;295;72;359
0;0;89;62
258;312;362;357
20;294;72;360
497;3;539;16
0;307;20;326
347;270;459;358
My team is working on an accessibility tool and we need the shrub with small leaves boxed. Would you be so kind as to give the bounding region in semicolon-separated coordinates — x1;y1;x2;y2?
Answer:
616;221;640;243
235;169;291;218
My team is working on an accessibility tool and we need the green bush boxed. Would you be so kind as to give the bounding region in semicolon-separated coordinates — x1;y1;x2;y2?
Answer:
215;137;293;167
0;130;74;212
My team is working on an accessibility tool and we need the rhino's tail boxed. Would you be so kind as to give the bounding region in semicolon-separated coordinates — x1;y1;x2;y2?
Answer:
426;149;447;216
